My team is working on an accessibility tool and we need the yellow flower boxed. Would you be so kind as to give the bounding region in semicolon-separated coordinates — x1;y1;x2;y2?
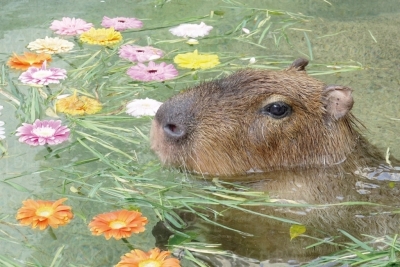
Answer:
80;28;122;46
173;49;220;70
56;91;102;115
16;198;73;230
115;247;181;267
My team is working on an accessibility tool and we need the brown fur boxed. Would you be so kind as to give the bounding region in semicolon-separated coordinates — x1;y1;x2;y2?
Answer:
151;59;369;176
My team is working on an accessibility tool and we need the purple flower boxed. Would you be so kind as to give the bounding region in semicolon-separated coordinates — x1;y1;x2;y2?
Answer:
18;62;67;86
118;45;164;63
101;16;143;31
50;17;93;36
127;61;178;82
16;119;70;146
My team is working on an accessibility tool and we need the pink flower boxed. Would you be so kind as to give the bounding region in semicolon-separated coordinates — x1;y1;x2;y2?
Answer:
18;62;66;86
101;16;143;31
16;119;70;146
50;17;93;36
118;45;164;62
127;61;178;82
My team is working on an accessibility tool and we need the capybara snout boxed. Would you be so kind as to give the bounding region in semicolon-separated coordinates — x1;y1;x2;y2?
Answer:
150;59;359;176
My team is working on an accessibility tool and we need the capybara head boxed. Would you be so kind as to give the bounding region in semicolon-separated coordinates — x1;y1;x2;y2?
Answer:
150;59;360;176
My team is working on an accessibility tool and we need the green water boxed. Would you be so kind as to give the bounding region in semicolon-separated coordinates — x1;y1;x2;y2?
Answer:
0;0;400;266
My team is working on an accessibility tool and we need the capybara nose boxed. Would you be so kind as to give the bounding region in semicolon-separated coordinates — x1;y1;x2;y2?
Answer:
163;122;186;139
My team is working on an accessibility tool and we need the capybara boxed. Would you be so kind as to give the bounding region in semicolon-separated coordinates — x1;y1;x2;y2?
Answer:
150;59;400;263
151;58;377;176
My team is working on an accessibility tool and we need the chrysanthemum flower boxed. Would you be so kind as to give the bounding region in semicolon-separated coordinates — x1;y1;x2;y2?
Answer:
88;210;148;240
27;36;74;54
0;121;5;140
174;49;220;70
169;22;213;38
80;28;122;46
118;45;164;63
101;16;143;31
56;91;102;116
50;17;93;36
16;198;73;230
18;61;66;86
7;52;52;71
16;119;70;146
126;98;162;118
127;61;178;82
115;247;181;267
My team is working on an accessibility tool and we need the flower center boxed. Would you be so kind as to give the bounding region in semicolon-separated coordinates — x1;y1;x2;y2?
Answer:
31;70;53;79
118;20;126;23
32;126;56;138
136;49;145;53
92;34;107;41
35;207;54;218
138;260;161;267
147;69;158;74
109;220;127;229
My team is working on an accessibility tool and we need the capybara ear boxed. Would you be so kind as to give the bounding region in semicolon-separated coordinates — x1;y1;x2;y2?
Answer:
323;85;354;120
287;58;309;71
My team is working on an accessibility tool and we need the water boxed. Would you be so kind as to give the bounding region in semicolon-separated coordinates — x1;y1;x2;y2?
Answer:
0;0;400;266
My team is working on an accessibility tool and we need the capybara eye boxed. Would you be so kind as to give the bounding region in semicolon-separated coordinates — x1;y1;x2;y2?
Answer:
261;101;291;119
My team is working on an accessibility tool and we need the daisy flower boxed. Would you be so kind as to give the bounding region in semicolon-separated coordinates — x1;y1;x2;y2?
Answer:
16;119;70;146
169;22;213;38
115;247;181;267
16;198;73;230
126;98;162;117
55;91;102;116
50;17;93;36
7;52;52;71
88;210;148;240
27;36;74;54
18;61;66;86
118;45;164;63
101;16;143;31
0;121;5;140
80;28;122;46
173;49;220;69
127;61;178;82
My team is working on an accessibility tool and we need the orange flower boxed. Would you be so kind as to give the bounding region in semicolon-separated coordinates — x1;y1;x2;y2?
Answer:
88;210;148;240
7;52;52;70
16;198;73;230
116;247;181;267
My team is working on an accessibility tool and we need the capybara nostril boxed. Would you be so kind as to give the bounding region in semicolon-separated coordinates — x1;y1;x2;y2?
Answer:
163;123;186;139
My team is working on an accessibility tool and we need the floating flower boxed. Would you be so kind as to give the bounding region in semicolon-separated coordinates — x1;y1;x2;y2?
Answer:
18;62;66;86
50;17;93;36
89;210;148;240
27;36;74;54
7;52;52;71
169;22;213;38
126;98;162;117
118;45;164;63
16;119;70;146
16;198;73;230
80;28;122;46
56;91;102;116
174;50;220;70
116;247;181;267
0;121;5;140
101;16;143;31
127;61;178;82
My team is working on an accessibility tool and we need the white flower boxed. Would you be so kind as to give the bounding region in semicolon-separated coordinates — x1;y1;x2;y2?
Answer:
126;98;163;118
169;22;213;38
186;39;199;45
0;121;5;140
27;36;74;54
